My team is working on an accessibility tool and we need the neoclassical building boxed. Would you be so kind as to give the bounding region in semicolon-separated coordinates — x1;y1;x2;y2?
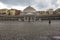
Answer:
20;6;54;16
19;6;55;21
20;6;36;16
20;6;38;21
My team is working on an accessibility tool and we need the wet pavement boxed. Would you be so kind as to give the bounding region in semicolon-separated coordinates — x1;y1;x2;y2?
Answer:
0;20;60;40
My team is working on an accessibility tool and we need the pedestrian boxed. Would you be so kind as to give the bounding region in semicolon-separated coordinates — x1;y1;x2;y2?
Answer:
49;19;51;24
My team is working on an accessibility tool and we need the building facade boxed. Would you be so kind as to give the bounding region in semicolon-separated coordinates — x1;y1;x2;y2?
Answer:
21;6;54;16
0;9;9;15
0;6;60;21
47;9;53;15
8;9;21;15
0;6;56;16
0;9;22;16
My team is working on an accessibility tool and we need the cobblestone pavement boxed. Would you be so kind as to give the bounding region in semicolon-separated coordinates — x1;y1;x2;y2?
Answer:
0;20;60;40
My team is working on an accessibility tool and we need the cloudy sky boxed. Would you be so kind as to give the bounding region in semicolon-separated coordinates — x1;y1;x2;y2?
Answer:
0;0;60;11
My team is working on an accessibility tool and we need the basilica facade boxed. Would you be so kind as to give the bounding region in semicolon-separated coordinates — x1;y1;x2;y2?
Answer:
19;6;54;21
20;6;54;16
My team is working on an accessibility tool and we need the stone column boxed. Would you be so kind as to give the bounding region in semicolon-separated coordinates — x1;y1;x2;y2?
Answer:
24;17;26;21
28;17;30;22
32;17;34;22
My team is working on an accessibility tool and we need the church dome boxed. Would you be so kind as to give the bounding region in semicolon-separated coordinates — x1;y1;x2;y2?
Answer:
23;6;36;12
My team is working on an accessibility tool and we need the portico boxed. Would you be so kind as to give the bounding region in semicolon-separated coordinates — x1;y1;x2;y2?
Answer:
21;6;36;22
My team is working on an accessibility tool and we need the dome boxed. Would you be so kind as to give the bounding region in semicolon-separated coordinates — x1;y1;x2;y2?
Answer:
23;6;36;12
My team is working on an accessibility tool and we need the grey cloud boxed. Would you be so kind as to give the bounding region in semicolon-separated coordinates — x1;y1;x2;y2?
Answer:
35;0;48;9
51;0;58;7
0;0;59;9
37;3;48;9
51;0;57;4
0;0;35;6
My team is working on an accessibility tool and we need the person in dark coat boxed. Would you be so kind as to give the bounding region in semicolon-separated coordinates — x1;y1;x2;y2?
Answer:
49;18;51;24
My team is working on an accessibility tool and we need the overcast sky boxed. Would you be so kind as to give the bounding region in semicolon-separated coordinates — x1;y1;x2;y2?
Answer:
0;0;60;11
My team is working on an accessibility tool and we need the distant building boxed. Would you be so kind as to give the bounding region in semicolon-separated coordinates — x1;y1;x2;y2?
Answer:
0;9;9;15
36;11;47;16
47;9;53;15
21;6;50;16
9;9;21;15
15;10;22;15
9;9;16;15
0;6;59;16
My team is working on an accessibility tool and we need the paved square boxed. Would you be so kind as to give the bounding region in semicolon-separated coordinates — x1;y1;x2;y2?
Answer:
0;20;60;40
